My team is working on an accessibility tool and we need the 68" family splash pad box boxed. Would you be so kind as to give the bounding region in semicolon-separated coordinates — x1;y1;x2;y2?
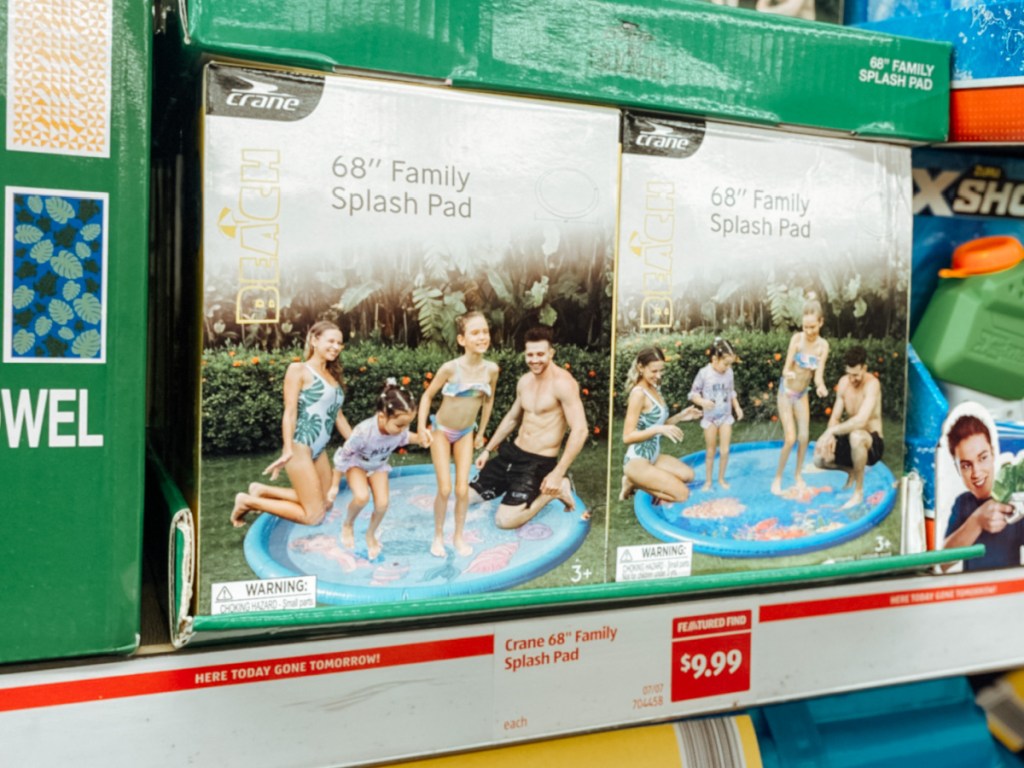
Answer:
607;113;912;583
148;60;623;644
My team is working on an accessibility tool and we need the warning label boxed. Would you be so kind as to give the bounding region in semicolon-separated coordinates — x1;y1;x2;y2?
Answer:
211;576;317;615
616;543;692;582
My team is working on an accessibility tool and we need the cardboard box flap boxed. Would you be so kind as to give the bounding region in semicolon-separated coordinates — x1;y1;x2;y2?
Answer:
171;0;951;142
147;448;195;648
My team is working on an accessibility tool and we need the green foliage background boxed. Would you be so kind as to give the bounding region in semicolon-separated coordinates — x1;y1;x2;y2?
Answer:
613;331;906;422
201;341;612;455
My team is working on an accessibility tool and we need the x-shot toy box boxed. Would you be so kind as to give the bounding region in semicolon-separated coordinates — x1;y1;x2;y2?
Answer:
160;0;951;142
0;0;150;663
150;61;621;644
608;113;913;583
909;147;1024;573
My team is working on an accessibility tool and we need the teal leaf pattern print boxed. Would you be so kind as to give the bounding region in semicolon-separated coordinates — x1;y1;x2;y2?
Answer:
71;330;102;358
294;377;326;446
30;240;53;263
12;329;35;354
12;285;34;309
51;251;83;279
49;299;73;324
73;293;101;323
15;225;43;244
327;399;342;423
6;191;105;360
45;197;75;224
63;281;81;301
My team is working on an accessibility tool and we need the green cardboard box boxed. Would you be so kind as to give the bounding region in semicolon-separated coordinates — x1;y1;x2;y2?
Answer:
165;0;950;142
0;0;150;663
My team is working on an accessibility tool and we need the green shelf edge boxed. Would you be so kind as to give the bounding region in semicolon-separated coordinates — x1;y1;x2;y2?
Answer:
189;547;983;636
147;425;985;642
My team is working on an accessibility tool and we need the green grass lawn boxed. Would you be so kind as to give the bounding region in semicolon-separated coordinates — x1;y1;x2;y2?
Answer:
197;413;906;614
606;414;905;575
197;439;613;614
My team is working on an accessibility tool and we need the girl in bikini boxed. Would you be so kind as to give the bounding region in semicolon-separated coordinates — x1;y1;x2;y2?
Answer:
619;347;702;503
231;321;353;527
331;379;425;560
771;294;830;495
689;338;744;490
418;311;499;557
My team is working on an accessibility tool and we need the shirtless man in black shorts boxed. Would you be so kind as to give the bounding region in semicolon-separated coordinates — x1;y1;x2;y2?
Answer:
470;326;589;529
812;345;884;509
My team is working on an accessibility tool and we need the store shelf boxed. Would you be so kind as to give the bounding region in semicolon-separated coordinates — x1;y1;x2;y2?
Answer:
4;564;1024;766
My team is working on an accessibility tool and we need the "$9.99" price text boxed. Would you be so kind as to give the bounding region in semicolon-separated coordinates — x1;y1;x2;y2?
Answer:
679;649;743;679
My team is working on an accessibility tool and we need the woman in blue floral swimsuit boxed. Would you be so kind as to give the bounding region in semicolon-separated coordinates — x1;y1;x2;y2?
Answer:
231;321;353;527
619;347;702;503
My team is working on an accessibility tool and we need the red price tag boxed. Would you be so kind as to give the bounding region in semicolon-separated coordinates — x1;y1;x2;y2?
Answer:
671;611;751;702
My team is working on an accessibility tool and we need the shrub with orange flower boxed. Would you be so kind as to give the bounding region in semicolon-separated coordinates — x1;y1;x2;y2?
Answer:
401;375;411;385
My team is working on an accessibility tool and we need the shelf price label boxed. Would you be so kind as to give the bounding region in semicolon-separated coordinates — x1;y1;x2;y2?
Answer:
679;647;744;678
671;610;752;702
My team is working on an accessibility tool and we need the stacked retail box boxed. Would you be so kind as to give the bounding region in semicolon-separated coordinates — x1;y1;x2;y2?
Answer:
149;0;952;646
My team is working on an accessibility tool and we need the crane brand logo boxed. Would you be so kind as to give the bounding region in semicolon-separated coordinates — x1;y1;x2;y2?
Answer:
623;113;705;159
206;65;325;122
226;77;301;111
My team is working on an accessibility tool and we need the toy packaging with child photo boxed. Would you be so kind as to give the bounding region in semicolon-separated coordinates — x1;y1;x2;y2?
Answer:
909;148;1024;573
933;404;1024;573
185;62;621;621
607;113;912;581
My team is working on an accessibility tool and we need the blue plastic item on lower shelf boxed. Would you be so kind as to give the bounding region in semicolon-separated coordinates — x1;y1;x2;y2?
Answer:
905;343;949;513
750;677;1012;767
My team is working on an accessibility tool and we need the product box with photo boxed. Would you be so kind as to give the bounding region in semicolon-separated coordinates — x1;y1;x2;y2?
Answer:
608;113;912;582
168;62;622;621
933;404;1024;574
910;147;1024;573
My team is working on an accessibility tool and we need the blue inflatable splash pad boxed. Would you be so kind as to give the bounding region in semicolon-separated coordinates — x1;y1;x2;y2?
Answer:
634;440;897;557
244;463;589;604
